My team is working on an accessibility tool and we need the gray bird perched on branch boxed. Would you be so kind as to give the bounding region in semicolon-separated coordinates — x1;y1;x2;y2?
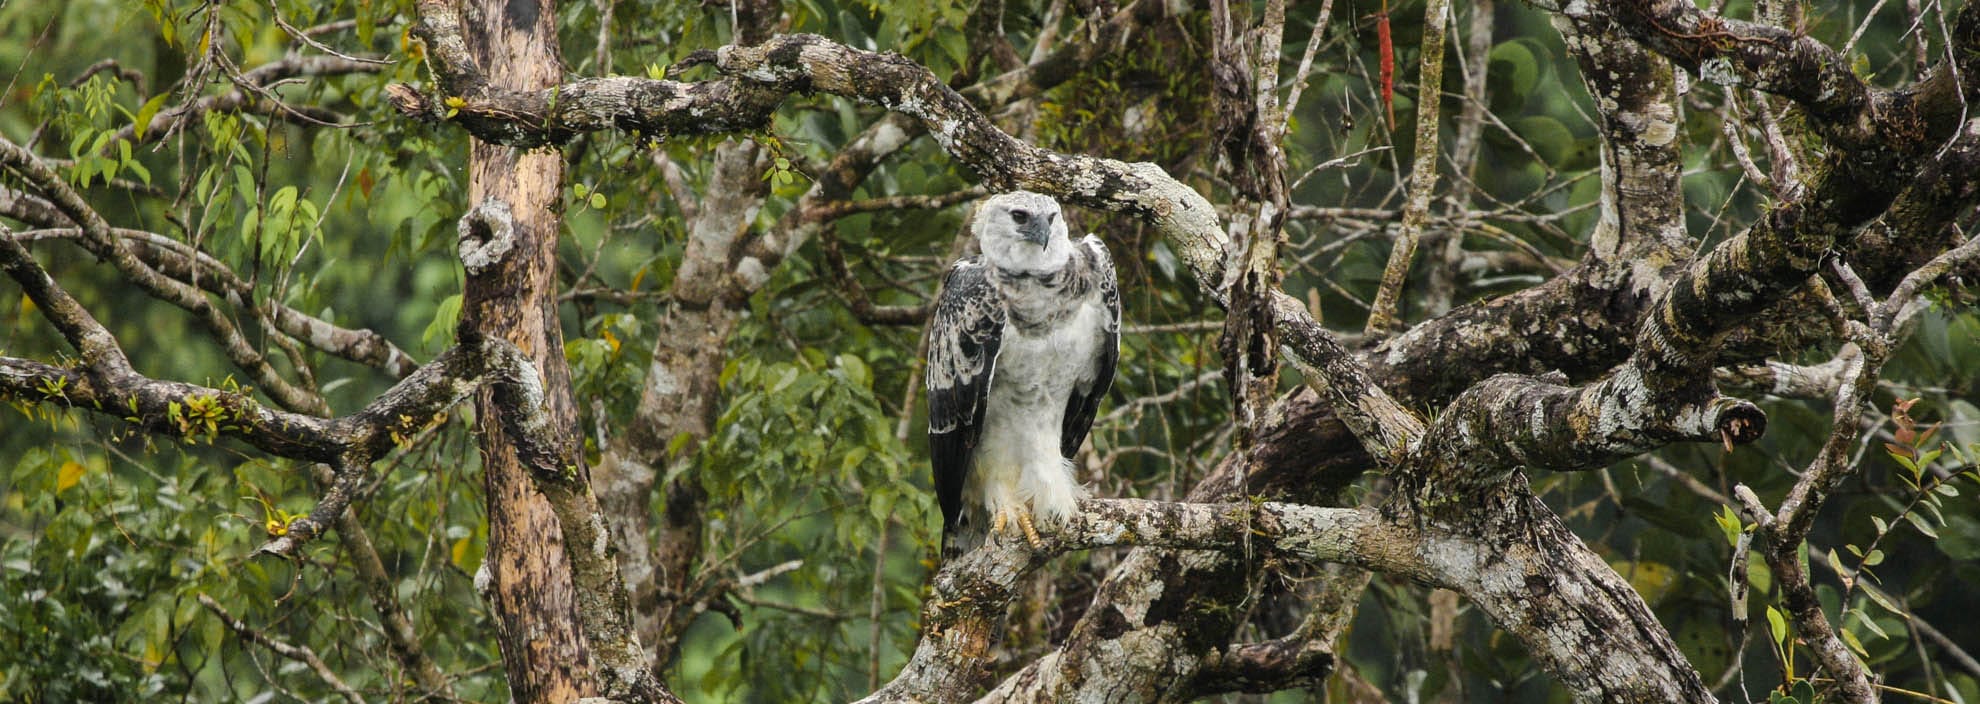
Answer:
925;191;1121;557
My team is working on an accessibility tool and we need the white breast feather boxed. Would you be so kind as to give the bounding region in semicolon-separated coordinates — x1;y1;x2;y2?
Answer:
967;299;1109;525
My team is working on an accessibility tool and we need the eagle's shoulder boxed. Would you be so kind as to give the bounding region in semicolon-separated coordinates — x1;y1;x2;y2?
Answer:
1077;235;1121;334
937;257;995;307
927;257;1005;397
1077;234;1115;268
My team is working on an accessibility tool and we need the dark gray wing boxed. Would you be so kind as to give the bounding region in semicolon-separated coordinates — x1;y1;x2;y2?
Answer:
926;259;1004;543
1061;235;1120;459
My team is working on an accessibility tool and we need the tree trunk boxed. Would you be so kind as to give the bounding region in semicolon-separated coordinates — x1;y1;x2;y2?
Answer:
460;0;594;700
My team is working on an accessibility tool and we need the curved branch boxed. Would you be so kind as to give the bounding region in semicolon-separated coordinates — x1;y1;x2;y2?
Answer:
107;55;383;149
0;136;323;411
0;226;482;469
398;19;1426;458
8;227;417;378
860;499;1396;704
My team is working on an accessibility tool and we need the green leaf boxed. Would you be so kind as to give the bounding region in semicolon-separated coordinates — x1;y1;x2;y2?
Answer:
1862;549;1884;566
268;185;297;214
837;354;871;389
421;293;462;348
1488;41;1540;95
1766;605;1789;648
233;164;256;206
240;206;261;249
1904;511;1940;539
1714;505;1743;547
666;431;695;460
1512;115;1574;163
1855;608;1890;639
68;127;96;160
841;446;869;476
1862;586;1903;616
589;192;607;210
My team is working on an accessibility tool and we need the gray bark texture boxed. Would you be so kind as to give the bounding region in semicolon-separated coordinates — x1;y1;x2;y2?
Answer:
383;0;1980;699
6;0;1979;702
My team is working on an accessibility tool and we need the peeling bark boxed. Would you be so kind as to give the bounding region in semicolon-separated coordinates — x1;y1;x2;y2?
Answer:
454;1;596;700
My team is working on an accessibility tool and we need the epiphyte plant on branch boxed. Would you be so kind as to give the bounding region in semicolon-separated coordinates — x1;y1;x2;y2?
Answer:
0;0;1978;703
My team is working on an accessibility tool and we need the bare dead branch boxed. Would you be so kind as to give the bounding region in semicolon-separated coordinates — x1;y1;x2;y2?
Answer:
1365;0;1450;335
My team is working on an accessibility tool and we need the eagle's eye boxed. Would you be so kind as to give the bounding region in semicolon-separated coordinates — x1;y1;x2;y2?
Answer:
1010;209;1031;225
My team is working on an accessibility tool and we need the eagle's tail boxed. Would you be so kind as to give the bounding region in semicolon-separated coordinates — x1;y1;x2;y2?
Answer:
941;510;986;561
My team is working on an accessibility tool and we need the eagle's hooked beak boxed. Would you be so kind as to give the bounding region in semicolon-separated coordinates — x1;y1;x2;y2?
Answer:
1019;212;1056;246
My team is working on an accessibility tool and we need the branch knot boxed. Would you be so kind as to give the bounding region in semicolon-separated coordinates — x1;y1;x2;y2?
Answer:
458;199;518;274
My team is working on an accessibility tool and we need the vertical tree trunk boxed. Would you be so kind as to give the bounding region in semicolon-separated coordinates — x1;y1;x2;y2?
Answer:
460;0;595;700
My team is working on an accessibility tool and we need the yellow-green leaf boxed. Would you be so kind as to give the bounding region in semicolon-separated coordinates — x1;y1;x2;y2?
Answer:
57;461;86;492
450;536;478;572
1612;560;1678;606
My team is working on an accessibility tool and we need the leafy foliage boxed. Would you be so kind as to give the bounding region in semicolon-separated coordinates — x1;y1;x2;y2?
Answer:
0;0;1976;702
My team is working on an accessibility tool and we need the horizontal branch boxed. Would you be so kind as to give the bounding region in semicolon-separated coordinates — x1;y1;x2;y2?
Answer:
0;230;486;465
861;499;1396;704
1584;0;1980;154
396;19;1421;460
110;55;384;148
872;494;1712;702
1421;369;1766;477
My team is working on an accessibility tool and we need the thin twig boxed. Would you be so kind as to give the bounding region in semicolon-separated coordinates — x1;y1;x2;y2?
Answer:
198;595;366;704
1364;0;1451;335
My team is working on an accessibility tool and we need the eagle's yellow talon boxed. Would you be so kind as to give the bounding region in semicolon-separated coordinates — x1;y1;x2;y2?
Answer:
1017;511;1042;548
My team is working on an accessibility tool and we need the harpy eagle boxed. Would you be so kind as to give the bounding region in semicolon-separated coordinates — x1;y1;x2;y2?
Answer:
926;191;1120;555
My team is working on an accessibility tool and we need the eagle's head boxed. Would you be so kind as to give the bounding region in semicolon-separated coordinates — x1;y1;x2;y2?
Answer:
975;190;1072;275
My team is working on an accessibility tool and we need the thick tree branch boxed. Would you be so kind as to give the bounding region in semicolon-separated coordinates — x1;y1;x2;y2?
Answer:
1410;115;1980;495
861;499;1399;704
385;10;1980;703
